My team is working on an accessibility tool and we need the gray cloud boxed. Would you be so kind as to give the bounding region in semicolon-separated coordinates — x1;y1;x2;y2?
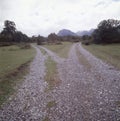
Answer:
0;0;120;36
112;0;120;2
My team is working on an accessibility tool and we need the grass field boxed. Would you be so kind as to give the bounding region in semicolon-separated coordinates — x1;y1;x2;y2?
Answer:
0;45;36;106
43;42;73;58
83;44;120;69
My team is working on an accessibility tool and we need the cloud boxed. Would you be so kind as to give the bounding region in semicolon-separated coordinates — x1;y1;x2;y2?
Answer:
0;0;120;36
112;0;120;2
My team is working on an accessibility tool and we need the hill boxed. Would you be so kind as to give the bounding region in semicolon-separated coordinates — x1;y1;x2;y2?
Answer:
76;29;95;36
57;29;77;36
57;29;95;37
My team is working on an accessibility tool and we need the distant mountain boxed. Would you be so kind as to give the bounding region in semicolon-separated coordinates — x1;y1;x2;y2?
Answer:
57;29;77;36
76;29;95;36
57;29;95;37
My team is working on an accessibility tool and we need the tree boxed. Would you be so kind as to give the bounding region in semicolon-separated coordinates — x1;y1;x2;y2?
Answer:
48;33;61;44
37;35;46;45
0;20;30;44
5;20;16;32
93;19;120;44
14;31;29;43
1;20;16;42
98;19;120;30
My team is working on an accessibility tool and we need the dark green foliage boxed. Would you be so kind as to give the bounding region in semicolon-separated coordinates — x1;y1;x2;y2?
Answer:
30;35;47;45
14;31;29;43
1;20;16;36
82;35;92;45
59;36;81;42
0;20;30;45
37;35;46;45
17;43;31;49
0;20;16;43
93;19;120;44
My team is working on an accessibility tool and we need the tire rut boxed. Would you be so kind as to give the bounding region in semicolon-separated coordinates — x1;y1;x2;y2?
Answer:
0;45;50;120
0;44;120;121
40;44;120;121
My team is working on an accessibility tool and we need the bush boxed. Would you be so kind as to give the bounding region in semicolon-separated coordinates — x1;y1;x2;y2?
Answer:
56;42;62;45
18;43;31;49
82;41;90;45
93;19;120;44
0;42;13;47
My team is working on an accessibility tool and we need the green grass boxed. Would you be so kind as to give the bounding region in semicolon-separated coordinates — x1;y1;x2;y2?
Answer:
46;100;56;109
0;45;35;78
43;116;50;121
43;100;56;121
83;43;120;69
45;56;60;91
0;45;36;106
43;42;73;58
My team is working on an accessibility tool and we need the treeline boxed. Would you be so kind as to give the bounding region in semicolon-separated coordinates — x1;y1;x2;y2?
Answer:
1;19;120;46
0;20;30;46
35;33;81;45
0;20;81;46
82;19;120;45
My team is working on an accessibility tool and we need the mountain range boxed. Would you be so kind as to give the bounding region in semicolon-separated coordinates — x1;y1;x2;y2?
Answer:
57;29;95;36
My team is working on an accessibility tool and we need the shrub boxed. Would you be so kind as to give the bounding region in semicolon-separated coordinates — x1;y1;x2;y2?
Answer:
0;42;12;47
82;41;90;45
18;43;31;49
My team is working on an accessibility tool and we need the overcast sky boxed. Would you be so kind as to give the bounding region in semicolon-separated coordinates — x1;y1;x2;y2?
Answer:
0;0;120;36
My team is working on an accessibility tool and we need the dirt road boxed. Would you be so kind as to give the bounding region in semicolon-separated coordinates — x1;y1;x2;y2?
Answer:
0;43;120;121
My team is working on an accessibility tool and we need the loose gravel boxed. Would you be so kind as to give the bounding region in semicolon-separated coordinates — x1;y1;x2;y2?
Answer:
0;44;120;121
42;43;120;121
0;46;49;120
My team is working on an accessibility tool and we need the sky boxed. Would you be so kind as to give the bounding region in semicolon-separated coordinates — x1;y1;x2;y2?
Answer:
0;0;120;37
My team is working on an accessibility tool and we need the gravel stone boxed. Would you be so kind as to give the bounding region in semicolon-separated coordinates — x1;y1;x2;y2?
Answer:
0;44;120;121
41;43;120;121
0;46;49;121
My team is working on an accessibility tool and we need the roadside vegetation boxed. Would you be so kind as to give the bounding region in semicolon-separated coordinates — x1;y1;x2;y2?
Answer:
83;44;120;69
82;19;120;45
0;45;35;106
43;116;50;121
43;100;57;121
39;47;47;55
76;46;91;70
43;42;73;58
46;100;56;109
45;56;60;91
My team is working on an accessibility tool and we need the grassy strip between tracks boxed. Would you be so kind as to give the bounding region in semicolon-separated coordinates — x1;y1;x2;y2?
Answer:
45;56;60;92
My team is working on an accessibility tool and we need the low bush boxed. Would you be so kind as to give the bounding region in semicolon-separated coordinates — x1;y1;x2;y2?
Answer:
82;41;90;45
18;43;31;49
0;42;13;47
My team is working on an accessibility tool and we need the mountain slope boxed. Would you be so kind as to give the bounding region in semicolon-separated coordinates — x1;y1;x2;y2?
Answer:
76;29;95;36
57;29;77;36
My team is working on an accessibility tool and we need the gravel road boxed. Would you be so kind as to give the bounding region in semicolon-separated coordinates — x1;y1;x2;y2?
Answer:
0;43;120;121
41;43;120;121
0;46;48;120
